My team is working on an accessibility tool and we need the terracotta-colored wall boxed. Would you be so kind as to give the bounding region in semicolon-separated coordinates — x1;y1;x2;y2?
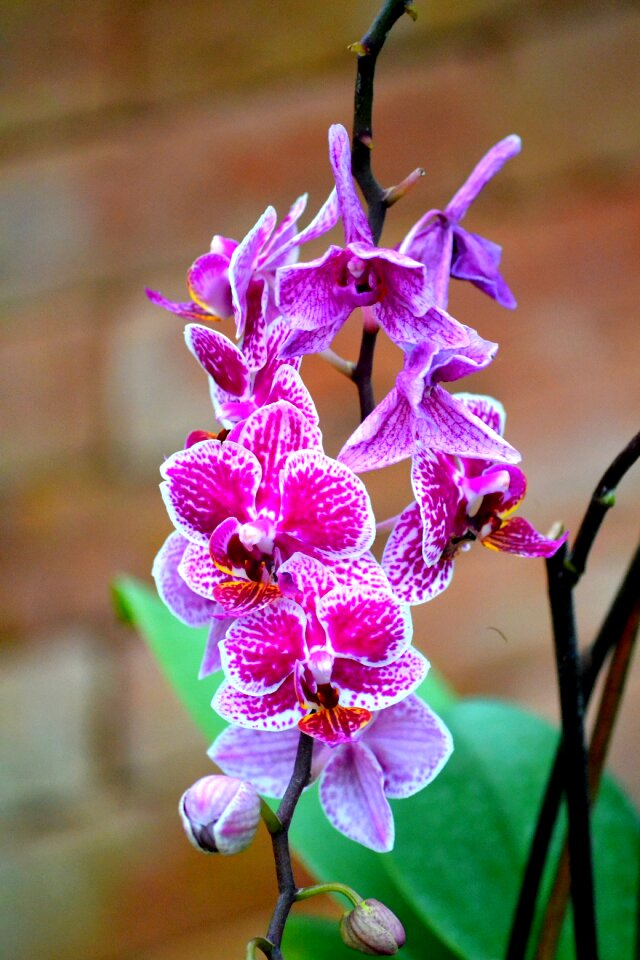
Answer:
2;2;639;957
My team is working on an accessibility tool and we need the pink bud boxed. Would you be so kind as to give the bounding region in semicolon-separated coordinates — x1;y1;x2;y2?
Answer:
339;899;406;955
179;775;261;855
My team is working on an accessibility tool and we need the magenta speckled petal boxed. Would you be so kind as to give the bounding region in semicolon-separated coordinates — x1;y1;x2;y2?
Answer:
210;725;329;798
277;553;338;609
267;366;319;424
446;135;522;223
152;531;217;626
364;695;453;798
278;317;347;359
221;598;307;695
328;124;372;247
411;451;462;565
320;742;393;852
239;279;269;371
160;440;261;544
455;392;506;437
271;189;340;266
280;449;375;558
199;616;232;678
213;676;304;731
483;516;568;558
179;540;226;600
416;387;520;464
229;206;277;334
317;586;411;666
145;288;212;321
338;389;415;473
277;245;352;334
230;401;322;512
328;552;392;593
185;324;250;396
333;647;428;712
187;252;234;319
382;503;455;604
494;465;528;514
259;194;308;267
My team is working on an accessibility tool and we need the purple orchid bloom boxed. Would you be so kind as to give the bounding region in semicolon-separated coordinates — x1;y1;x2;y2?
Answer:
147;191;338;370
277;124;468;358
159;400;376;619
185;318;318;429
213;552;427;747
382;394;568;604
210;692;452;852
400;135;521;310
338;334;520;473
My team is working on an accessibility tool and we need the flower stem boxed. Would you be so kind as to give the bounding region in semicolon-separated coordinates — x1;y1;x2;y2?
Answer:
295;882;363;908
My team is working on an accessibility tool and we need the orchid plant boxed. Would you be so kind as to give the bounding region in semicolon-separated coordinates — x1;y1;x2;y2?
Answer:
114;3;640;959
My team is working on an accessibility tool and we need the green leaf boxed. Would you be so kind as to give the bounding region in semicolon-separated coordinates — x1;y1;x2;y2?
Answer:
282;915;354;960
112;575;226;742
382;700;640;960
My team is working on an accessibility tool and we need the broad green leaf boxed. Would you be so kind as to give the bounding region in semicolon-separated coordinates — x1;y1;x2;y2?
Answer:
112;575;226;742
382;700;640;960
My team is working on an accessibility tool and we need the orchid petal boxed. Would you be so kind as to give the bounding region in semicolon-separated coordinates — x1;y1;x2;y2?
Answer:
187;252;234;319
184;324;250;397
238;278;269;371
483;516;568;558
399;215;453;308
213;676;304;731
268;189;340;267
267;365;319;424
279;449;375;558
416;386;520;464
451;228;517;309
145;288;212;321
364;695;453;798
278;318;347;359
259;194;308;267
431;329;498;383
152;531;217;626
299;705;373;745
320;742;394;852
446;135;522;223
317;586;411;666
160;440;260;544
277;246;352;334
382;502;455;604
328;125;373;246
333;647;429;712
199;616;232;678
455;392;506;438
220;598;307;695
338;389;415;472
277;553;338;609
328;552;392;593
411;451;463;564
179;539;226;600
229;206;277;332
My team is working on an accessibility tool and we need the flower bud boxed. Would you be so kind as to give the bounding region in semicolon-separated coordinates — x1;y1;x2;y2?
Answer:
179;775;261;855
339;899;406;955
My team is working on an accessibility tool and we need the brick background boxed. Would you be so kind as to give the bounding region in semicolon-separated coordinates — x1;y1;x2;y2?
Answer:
2;2;639;958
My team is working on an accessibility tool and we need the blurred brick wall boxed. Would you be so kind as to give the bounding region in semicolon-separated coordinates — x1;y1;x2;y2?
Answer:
1;2;639;958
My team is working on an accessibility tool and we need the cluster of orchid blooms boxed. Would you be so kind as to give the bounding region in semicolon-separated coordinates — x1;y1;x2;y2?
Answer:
150;123;566;855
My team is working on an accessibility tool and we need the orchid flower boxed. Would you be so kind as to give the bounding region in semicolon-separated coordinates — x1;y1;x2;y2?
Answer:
147;192;338;369
382;394;568;604
184;318;317;428
210;693;452;852
277;124;468;358
159;400;375;618
400;135;521;309
339;335;520;473
213;552;427;746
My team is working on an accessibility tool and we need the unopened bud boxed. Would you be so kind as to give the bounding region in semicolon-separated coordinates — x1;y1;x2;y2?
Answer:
179;775;260;855
340;899;406;955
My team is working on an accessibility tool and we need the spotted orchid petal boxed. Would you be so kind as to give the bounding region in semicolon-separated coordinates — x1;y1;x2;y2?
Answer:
213;676;304;731
299;706;373;746
446;134;522;223
229;401;322;512
455;393;506;438
152;531;217;626
411;451;463;564
160;440;261;544
266;365;319;425
238;279;269;371
229;206;277;338
364;695;453;798
333;647;429;712
187;253;234;319
328;124;373;247
483;516;568;558
277;245;352;336
338;388;415;473
416;386;520;463
179;539;226;600
277;553;338;610
258;194;308;267
209;725;330;798
199;616;232;678
184;324;250;397
220;598;307;695
328;552;392;593
145;288;212;321
317;586;411;666
320;742;394;852
382;502;455;604
279;449;375;558
264;189;340;269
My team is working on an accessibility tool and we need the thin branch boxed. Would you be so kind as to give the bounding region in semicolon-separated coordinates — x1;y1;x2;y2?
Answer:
505;544;640;959
534;595;638;960
566;430;640;584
